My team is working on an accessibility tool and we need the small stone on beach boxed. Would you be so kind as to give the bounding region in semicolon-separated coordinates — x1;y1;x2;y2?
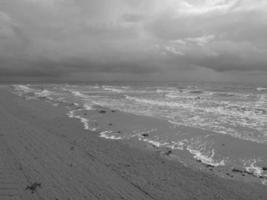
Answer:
232;168;243;173
206;164;214;168
98;110;107;114
165;150;172;156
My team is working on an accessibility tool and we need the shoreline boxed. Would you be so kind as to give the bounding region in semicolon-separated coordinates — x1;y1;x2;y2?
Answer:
0;86;267;199
67;104;267;185
19;84;266;185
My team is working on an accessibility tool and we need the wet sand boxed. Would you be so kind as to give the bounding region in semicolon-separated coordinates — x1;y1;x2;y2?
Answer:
0;87;267;200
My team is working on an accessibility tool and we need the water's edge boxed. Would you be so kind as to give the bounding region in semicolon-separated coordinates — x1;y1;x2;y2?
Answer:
11;84;267;185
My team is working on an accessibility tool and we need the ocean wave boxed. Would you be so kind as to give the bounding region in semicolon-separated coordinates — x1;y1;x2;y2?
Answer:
205;104;267;118
125;95;189;108
35;89;54;99
124;94;267;144
70;91;89;98
13;85;55;101
257;87;267;92
102;86;127;93
165;93;182;98
126;95;266;118
13;84;34;93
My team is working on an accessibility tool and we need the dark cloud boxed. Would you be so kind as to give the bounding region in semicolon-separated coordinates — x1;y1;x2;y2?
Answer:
0;0;267;82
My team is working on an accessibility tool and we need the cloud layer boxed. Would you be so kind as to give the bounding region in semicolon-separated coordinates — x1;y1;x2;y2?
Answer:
1;0;267;82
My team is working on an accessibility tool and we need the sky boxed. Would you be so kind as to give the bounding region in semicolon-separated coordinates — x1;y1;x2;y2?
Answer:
0;0;267;83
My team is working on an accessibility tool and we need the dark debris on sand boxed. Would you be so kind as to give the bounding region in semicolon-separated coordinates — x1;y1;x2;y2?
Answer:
230;168;267;178
25;182;41;193
142;133;149;137
165;150;172;156
98;110;107;114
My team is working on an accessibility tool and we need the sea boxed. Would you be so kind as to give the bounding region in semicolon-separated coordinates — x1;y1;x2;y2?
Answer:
11;81;267;183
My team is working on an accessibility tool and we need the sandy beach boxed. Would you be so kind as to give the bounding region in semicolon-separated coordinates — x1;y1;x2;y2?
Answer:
0;86;267;200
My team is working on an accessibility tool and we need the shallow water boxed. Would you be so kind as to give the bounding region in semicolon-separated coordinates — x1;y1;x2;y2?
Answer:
12;82;267;182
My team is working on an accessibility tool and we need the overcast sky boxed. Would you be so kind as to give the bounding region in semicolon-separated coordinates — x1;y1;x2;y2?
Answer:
1;0;267;83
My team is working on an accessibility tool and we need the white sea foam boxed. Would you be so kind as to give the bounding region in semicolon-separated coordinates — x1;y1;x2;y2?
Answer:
125;95;255;118
35;89;53;99
102;86;125;93
165;92;183;98
13;85;55;101
137;135;186;150
67;110;97;131
13;84;35;95
140;138;168;147
125;95;183;108
164;141;186;150
187;147;225;167
71;91;88;98
244;160;266;178
83;104;93;110
99;131;122;140
123;94;267;143
13;84;32;91
257;87;267;91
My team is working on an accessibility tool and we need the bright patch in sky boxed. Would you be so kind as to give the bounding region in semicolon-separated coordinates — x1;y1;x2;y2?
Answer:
174;0;237;15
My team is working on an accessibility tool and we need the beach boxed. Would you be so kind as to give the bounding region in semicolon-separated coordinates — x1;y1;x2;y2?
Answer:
0;86;267;200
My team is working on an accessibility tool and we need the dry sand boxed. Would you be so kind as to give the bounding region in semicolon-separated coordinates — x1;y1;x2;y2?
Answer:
0;87;266;200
